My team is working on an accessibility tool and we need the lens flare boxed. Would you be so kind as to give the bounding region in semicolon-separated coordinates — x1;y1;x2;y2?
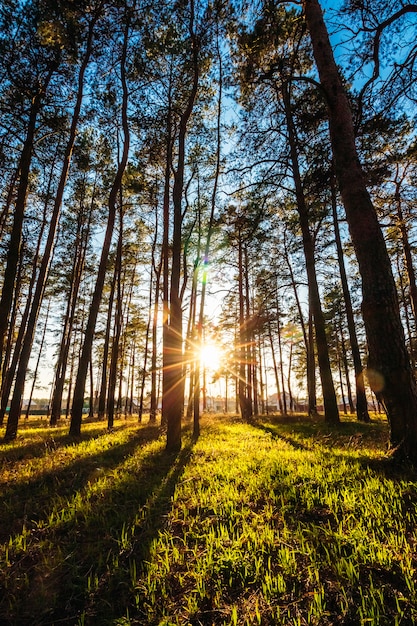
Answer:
199;342;223;371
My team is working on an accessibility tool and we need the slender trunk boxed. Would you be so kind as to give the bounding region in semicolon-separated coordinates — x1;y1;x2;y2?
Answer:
97;267;116;419
161;74;173;430
337;316;354;413
307;308;318;416
281;79;339;424
277;310;287;414
70;19;130;436
395;181;417;327
50;181;94;426
244;245;254;415
288;341;294;411
0;96;41;381
25;301;50;420
129;344;135;415
185;257;198;422
330;172;370;421
303;0;417;459
139;276;153;422
256;339;263;415
165;0;199;451
268;320;283;414
88;357;94;418
336;338;347;414
107;210;123;430
193;27;223;435
397;255;416;366
237;233;252;420
65;341;77;420
283;233;315;414
5;25;95;441
150;256;162;423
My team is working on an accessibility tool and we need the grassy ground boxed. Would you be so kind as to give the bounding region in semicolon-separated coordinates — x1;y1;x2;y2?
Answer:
0;412;416;625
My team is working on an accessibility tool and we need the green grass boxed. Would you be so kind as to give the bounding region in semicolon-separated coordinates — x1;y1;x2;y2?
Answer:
1;413;416;625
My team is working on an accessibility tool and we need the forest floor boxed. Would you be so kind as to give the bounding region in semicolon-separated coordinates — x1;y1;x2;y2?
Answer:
0;412;416;625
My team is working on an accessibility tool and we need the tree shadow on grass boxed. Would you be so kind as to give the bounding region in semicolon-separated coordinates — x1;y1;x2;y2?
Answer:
0;424;163;543
0;433;194;626
251;414;417;481
81;441;195;625
0;421;139;463
250;420;311;451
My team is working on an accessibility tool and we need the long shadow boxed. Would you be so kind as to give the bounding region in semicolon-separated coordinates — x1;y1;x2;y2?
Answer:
250;420;311;451
0;421;136;463
0;424;163;542
82;441;195;626
0;434;194;626
251;415;417;482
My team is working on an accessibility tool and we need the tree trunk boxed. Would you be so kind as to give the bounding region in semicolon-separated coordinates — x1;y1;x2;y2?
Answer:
341;329;355;413
25;301;50;420
150;252;162;423
283;230;316;415
106;209;124;430
193;30;223;435
70;19;130;436
164;0;199;452
50;201;92;426
4;24;95;442
303;0;417;459
268;320;283;414
237;232;252;420
0;97;41;383
330;172;370;421
281;79;339;424
395;178;417;328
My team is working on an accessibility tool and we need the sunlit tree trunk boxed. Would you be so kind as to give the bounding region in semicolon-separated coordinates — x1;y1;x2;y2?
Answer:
150;251;162;424
97;264;116;419
304;0;417;458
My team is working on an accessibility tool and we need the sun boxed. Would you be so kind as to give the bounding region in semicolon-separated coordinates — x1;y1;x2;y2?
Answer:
199;342;223;371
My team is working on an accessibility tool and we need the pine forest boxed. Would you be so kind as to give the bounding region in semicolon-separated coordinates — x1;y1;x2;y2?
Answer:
1;0;417;624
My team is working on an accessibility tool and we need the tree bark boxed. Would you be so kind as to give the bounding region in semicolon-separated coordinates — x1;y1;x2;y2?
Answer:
237;231;253;420
106;208;124;430
164;0;199;451
303;0;417;459
330;172;370;421
70;18;130;436
281;79;339;424
50;200;92;426
0;97;41;383
4;22;95;441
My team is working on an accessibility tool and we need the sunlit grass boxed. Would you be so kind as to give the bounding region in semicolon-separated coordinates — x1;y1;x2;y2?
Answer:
1;412;416;625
